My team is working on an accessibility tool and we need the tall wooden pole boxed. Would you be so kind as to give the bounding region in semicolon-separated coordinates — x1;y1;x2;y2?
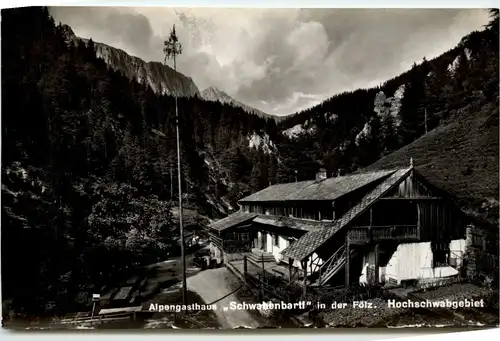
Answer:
261;254;266;281
345;241;350;288
174;51;187;306
165;25;187;306
302;260;307;298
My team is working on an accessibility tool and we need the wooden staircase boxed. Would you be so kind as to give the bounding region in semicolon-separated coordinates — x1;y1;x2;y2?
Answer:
313;245;356;286
246;249;276;266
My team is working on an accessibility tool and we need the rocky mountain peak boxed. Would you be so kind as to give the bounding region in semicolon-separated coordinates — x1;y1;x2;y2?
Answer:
60;24;200;98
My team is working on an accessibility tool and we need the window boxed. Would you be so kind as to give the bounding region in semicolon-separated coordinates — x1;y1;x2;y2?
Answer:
230;232;249;241
274;234;279;247
432;242;450;266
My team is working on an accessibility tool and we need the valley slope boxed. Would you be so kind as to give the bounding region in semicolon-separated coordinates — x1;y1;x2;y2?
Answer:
366;101;499;227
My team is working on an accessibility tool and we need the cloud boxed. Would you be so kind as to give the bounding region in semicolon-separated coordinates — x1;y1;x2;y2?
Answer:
49;7;490;116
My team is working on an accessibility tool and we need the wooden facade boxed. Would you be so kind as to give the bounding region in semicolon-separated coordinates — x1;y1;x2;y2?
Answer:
210;230;252;252
209;220;253;264
242;201;336;221
335;170;465;287
240;177;389;223
212;166;467;289
348;171;464;243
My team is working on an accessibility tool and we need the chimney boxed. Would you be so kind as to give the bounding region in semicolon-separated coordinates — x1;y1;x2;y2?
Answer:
316;168;327;181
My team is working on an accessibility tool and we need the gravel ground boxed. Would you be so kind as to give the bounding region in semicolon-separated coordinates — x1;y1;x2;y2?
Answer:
186;267;261;329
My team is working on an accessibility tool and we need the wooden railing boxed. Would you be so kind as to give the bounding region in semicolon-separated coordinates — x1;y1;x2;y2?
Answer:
348;225;419;242
209;233;252;253
348;228;370;241
373;225;418;240
209;233;223;249
222;239;252;253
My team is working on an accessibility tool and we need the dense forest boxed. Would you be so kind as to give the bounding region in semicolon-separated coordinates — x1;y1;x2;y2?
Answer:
1;7;498;318
1;7;279;316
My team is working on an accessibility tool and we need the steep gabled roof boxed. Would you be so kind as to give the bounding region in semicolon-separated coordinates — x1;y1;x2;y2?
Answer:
208;212;329;234
280;167;412;261
208;212;258;232
238;169;396;203
239;181;316;203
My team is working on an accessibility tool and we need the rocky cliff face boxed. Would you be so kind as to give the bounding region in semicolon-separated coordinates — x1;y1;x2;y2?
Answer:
62;24;282;119
62;25;200;98
200;86;233;103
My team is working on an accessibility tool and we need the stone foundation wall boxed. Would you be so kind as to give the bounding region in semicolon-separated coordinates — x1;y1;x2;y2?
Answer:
464;225;498;280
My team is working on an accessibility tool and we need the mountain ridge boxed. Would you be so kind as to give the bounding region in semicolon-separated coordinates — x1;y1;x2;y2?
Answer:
62;24;282;121
200;86;279;120
62;24;200;98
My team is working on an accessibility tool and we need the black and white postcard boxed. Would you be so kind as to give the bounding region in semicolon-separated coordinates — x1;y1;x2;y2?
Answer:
1;6;499;330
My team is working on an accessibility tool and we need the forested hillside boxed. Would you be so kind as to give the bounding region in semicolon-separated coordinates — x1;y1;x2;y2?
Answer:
365;100;498;227
1;7;279;316
277;9;498;181
275;9;499;225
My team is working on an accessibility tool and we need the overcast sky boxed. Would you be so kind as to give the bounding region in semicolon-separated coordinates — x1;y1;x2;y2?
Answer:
49;7;490;116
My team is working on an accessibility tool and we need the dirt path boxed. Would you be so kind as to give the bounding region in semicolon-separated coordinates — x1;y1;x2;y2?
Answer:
186;267;261;329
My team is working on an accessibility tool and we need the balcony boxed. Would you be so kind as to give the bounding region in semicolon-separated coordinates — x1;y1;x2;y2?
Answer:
347;225;419;243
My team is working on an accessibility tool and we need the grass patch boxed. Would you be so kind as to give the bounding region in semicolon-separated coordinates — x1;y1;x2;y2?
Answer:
366;103;499;227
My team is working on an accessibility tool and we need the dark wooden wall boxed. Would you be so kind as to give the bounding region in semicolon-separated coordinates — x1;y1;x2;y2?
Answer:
220;228;253;253
349;170;465;242
385;171;434;198
316;234;346;261
419;200;464;241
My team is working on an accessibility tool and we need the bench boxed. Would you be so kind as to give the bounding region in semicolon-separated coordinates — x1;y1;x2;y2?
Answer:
113;286;133;301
